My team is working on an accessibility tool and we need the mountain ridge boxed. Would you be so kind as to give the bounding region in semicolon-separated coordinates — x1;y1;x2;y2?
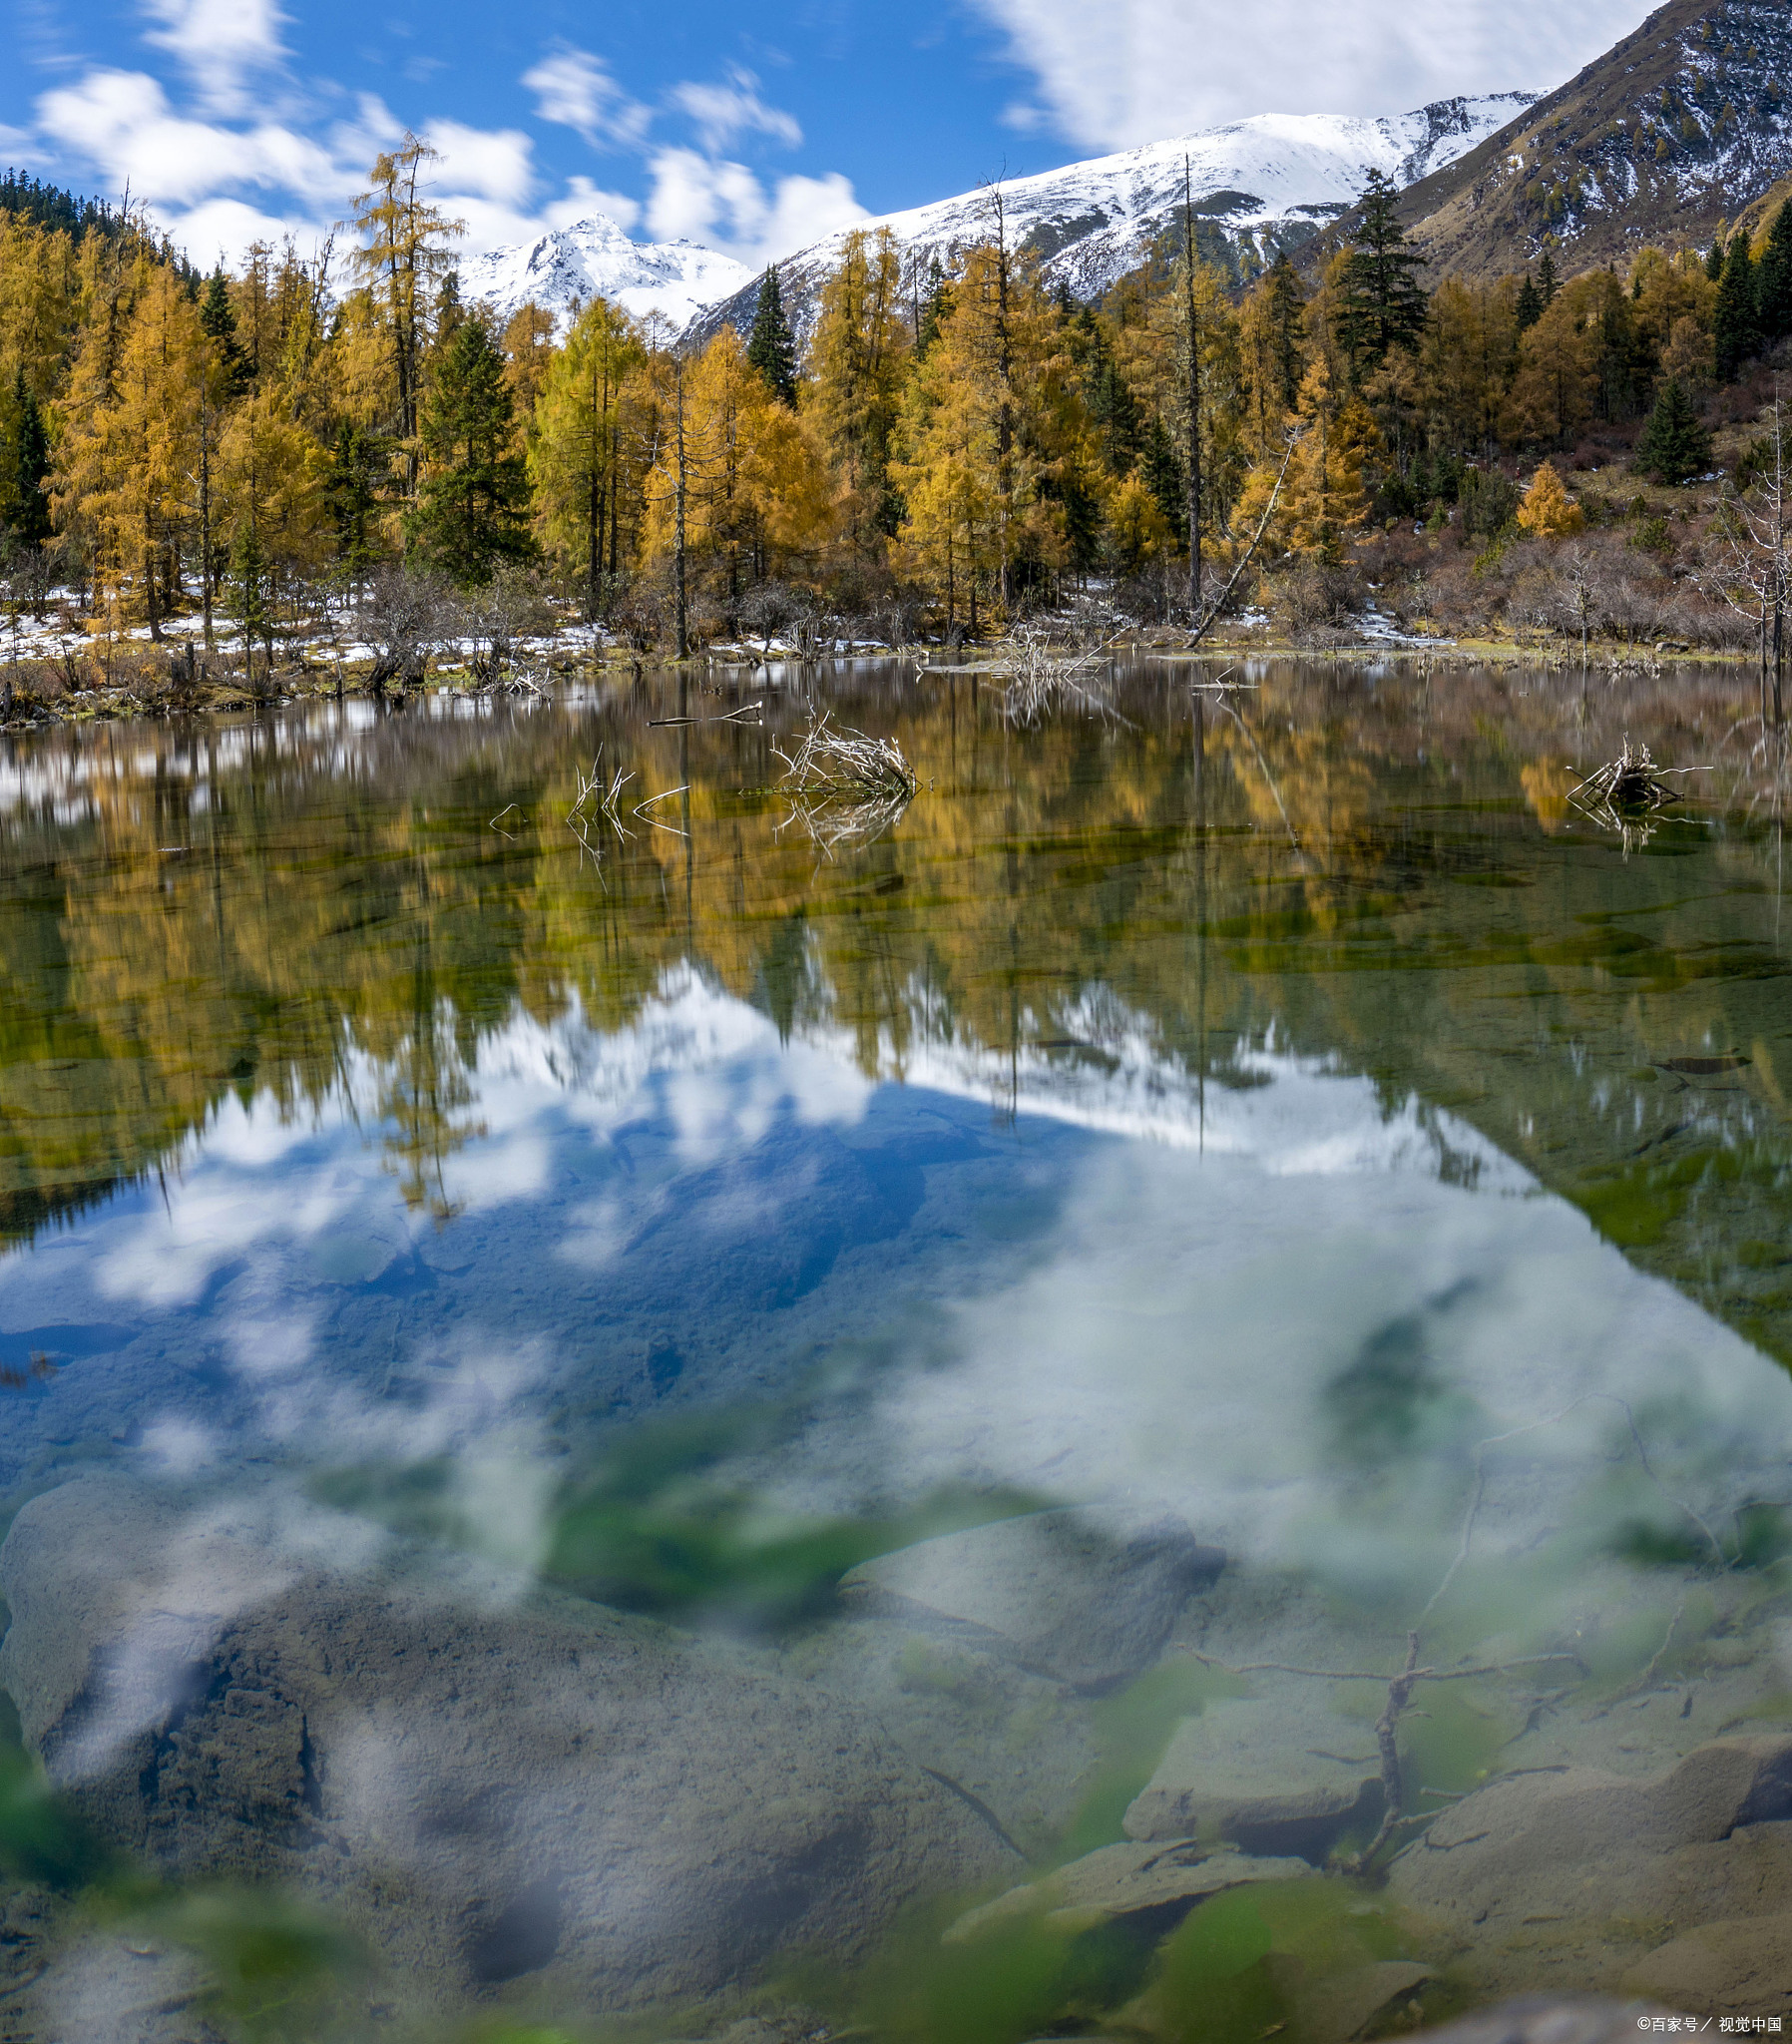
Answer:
455;97;1534;341
1363;0;1792;279
685;95;1536;347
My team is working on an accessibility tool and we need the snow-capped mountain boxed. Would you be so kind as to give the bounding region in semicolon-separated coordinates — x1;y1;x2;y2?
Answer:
458;216;753;334
458;93;1533;344
691;93;1536;344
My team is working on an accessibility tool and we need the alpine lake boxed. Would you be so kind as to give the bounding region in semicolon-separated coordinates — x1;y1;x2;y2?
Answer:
3;654;1792;2044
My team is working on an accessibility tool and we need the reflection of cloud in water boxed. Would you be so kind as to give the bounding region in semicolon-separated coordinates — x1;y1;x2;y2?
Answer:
3;961;1787;1622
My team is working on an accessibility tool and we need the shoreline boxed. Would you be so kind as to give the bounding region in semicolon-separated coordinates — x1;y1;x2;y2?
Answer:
0;634;1762;734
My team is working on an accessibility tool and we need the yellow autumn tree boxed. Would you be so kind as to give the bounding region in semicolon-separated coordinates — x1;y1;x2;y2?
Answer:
500;301;558;423
53;255;207;637
891;284;1003;633
529;295;647;608
217;393;325;662
806;228;910;554
1516;458;1584;537
642;329;831;605
1503;285;1598;447
1235;354;1375;565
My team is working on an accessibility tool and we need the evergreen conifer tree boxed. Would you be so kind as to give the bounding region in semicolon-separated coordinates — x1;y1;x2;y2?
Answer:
915;257;951;358
1714;234;1761;381
1635;376;1713;484
1261;252;1306;415
1140;416;1187;542
1336;168;1429;375
408;319;535;583
323;420;388;575
11;369;51;547
744;265;798;404
1516;271;1545;331
1760;200;1792;340
1706;236;1728;281
1537;249;1559;304
199;267;248;397
230;520;272;669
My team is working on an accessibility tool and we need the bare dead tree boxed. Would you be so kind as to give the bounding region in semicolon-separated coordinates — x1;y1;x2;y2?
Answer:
1700;388;1790;728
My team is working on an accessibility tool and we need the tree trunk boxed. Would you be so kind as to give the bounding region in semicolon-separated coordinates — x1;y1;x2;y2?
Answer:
1182;160;1202;621
674;363;688;660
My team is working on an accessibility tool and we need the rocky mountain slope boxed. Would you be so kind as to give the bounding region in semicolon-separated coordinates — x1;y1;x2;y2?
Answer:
1379;0;1792;278
458;215;753;334
689;96;1535;346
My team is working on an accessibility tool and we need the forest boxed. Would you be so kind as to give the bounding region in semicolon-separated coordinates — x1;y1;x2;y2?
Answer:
2;137;1792;683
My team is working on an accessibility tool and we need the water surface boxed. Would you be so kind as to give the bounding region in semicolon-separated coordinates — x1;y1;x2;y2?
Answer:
2;660;1791;2042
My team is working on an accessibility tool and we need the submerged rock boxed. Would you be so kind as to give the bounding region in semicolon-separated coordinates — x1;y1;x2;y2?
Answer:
1296;1959;1435;2044
837;1508;1223;1690
1122;1695;1384;1860
943;1839;1311;1941
0;1475;1016;2017
1389;1737;1792;2005
1623;1912;1792;2022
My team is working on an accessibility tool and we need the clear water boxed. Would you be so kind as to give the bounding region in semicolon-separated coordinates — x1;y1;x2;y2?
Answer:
2;660;1791;2043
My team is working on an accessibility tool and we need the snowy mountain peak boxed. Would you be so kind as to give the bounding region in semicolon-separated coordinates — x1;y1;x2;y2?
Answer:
458;219;754;335
688;92;1537;344
459;92;1536;344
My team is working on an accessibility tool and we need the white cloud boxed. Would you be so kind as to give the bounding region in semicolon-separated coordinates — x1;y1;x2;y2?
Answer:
645;146;862;263
36;69;339;208
969;0;1650;150
423;119;535;206
670;66;802;154
139;0;289;115
544;175;642;234
167;194;331;267
522;46;650;152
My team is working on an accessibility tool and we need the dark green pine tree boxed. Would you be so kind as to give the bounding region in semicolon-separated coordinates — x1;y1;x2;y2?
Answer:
323;420;389;575
1714;233;1761;381
407;320;536;584
1516;270;1545;331
915;256;952;358
1077;315;1145;476
744;265;798;404
1635;376;1713;485
199;267;249;396
1536;249;1560;304
10;369;52;548
1140;415;1187;543
1594;277;1650;421
1261;251;1306;415
1336;168;1430;376
1706;236;1728;281
1757;200;1792;341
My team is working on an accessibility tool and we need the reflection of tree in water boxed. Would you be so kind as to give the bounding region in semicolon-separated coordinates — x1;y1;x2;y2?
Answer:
373;1000;487;1223
9;664;1792;1362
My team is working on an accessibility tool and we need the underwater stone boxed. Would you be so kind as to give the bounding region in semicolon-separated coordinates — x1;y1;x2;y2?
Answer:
836;1508;1223;1690
1122;1696;1385;1860
943;1839;1311;1942
0;1474;1017;2016
1624;1914;1792;2022
1388;1740;1792;2004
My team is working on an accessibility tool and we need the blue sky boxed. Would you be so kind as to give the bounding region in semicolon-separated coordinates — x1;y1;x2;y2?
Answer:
1;0;1648;270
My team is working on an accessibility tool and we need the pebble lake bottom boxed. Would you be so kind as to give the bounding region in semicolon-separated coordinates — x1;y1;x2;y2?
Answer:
2;656;1792;2041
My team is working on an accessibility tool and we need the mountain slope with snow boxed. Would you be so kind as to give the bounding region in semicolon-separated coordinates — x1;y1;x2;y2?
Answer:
456;94;1533;344
689;93;1536;344
458;216;753;335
